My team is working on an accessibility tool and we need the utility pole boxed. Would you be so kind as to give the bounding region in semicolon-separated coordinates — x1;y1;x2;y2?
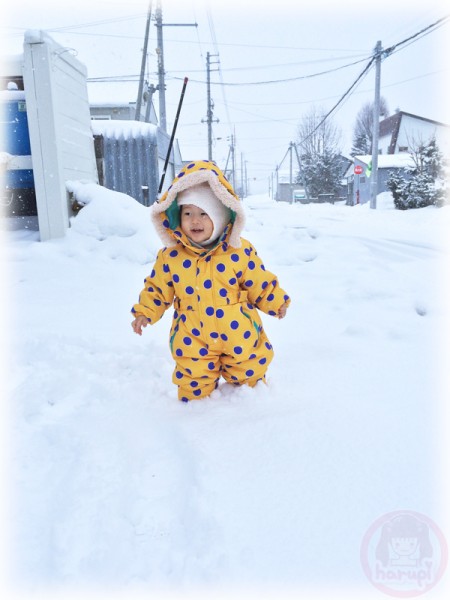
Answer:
155;0;167;132
201;52;220;160
136;1;153;121
230;133;236;189
292;141;308;198
240;152;244;197
370;40;382;209
144;83;157;122
289;142;293;203
155;0;197;133
275;165;279;201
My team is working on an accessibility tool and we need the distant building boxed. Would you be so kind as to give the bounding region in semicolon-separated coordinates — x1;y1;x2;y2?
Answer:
344;111;449;206
90;99;158;124
346;154;415;205
379;110;449;156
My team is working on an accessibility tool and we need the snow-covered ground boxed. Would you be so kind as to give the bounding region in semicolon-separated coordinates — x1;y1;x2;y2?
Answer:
1;189;450;600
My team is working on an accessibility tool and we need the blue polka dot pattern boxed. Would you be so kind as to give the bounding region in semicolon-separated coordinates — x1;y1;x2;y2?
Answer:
132;230;289;401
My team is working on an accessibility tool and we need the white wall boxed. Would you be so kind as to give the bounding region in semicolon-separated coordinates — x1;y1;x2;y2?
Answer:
397;115;450;156
22;31;98;241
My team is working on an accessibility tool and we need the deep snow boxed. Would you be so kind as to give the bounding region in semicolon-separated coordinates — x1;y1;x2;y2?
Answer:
1;189;450;600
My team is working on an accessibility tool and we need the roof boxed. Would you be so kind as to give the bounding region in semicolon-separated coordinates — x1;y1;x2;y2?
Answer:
379;111;450;138
91;119;158;140
354;154;414;169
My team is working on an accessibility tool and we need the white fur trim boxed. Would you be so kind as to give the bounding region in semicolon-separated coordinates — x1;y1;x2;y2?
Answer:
151;169;245;248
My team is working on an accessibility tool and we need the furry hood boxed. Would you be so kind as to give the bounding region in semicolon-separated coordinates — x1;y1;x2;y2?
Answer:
150;160;246;248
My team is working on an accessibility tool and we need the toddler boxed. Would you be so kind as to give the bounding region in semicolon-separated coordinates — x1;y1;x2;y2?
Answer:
131;159;290;401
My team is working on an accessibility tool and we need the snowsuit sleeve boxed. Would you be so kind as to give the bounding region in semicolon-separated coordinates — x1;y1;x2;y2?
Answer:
239;241;291;317
131;249;175;324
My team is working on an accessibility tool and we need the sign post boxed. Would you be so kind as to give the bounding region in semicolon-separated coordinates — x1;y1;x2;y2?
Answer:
354;164;363;204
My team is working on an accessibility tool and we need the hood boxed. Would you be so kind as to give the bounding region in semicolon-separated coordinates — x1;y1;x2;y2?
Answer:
150;159;246;248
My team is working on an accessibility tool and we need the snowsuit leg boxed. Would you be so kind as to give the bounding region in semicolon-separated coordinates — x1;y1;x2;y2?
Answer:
170;311;221;401
220;329;274;387
172;355;221;402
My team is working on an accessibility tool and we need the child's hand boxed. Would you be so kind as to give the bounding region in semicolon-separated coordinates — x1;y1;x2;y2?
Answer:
278;302;289;319
132;315;148;336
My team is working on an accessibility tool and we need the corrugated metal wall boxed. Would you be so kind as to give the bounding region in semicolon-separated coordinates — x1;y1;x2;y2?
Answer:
99;133;159;207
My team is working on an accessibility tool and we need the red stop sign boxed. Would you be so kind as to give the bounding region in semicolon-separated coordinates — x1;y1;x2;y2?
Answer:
354;165;363;175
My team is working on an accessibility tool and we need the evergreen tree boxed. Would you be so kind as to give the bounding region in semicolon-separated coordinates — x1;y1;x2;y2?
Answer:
387;137;447;210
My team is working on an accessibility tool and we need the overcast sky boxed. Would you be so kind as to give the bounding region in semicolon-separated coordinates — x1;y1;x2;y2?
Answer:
2;0;449;193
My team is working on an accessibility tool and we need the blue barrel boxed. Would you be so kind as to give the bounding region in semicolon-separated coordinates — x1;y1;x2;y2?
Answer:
1;89;36;215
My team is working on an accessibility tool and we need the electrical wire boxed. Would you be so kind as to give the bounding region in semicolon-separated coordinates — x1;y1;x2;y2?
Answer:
275;15;449;167
172;55;372;87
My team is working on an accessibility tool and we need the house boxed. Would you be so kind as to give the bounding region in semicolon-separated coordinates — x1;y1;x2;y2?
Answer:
346;154;414;205
379;110;449;156
88;80;158;124
344;111;449;206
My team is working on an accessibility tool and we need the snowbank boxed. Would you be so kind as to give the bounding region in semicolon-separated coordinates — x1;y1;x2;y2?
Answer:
2;188;450;598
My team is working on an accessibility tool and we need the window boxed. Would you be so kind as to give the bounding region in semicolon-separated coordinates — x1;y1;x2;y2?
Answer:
399;146;408;152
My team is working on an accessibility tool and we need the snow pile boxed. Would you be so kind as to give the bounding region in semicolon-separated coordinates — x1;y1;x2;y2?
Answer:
66;181;160;264
3;189;450;599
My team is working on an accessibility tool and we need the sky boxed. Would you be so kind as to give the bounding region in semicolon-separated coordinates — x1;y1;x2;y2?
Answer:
1;0;449;193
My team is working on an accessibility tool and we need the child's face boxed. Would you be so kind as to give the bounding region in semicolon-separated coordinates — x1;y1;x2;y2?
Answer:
180;204;214;243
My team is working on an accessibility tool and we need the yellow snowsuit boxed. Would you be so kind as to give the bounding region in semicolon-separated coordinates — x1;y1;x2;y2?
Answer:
132;160;290;401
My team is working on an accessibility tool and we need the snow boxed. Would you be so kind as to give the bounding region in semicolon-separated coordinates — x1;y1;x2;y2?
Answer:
90;120;158;140
355;154;415;169
1;187;450;600
0;90;26;102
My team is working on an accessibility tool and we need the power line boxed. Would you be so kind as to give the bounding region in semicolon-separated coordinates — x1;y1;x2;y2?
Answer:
383;15;449;56
172;55;372;87
277;15;449;166
295;55;375;152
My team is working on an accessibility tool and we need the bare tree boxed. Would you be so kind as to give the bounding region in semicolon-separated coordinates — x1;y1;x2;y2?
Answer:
296;106;343;198
297;105;341;157
351;98;389;156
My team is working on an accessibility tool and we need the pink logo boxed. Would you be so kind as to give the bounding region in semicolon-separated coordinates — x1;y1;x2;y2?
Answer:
361;510;448;597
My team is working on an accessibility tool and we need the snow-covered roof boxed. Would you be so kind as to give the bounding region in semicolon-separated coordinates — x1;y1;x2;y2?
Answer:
91;119;158;140
0;89;26;101
355;154;415;169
